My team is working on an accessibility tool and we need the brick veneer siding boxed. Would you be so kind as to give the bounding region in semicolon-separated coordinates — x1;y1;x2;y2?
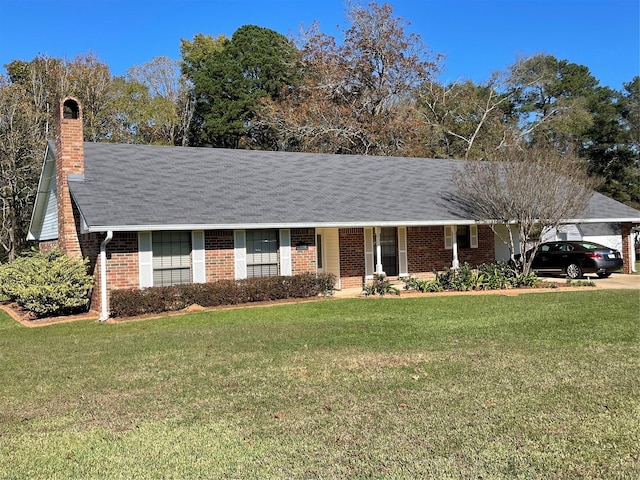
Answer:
291;229;317;275
407;225;495;275
339;228;365;288
459;225;495;267
55;98;84;259
204;230;235;281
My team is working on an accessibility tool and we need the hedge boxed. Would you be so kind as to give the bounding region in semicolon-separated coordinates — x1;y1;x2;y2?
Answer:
109;272;336;317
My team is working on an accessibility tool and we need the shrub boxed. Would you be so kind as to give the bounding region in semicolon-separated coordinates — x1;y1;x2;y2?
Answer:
0;248;94;317
363;274;400;296
402;261;540;293
109;273;336;318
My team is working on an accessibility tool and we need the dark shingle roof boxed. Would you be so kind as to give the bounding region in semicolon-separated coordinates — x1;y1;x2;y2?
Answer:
66;143;640;231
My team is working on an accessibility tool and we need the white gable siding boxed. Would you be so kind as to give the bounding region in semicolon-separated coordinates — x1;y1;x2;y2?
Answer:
39;186;59;241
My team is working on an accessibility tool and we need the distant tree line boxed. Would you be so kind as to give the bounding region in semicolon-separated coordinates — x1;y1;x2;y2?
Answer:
0;2;638;262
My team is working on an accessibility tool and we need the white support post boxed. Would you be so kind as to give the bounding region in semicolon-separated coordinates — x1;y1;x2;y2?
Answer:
630;228;637;273
375;226;384;275
451;225;459;269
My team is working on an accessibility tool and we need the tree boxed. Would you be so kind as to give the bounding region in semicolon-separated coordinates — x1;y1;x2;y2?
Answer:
507;54;597;151
66;53;112;142
182;26;299;148
584;78;640;208
6;54;113;142
259;2;442;155
127;56;194;146
418;74;517;160
0;77;43;262
452;147;597;275
4;56;67;139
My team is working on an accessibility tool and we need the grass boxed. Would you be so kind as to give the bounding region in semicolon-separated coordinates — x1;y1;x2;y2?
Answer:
1;290;638;479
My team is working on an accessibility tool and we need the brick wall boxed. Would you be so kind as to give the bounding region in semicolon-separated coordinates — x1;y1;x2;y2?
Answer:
55;98;84;259
407;226;449;273
459;225;495;266
205;230;235;281
339;228;365;288
291;228;316;275
407;225;495;275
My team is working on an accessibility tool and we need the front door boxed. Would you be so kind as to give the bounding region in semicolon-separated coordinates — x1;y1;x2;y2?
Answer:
379;227;398;276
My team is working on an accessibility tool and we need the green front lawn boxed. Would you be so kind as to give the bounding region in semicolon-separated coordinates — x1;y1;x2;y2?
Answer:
1;291;638;479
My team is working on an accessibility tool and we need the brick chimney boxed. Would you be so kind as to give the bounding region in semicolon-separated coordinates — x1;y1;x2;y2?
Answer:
55;97;84;258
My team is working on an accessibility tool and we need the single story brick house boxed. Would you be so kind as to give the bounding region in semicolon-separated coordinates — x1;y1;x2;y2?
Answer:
28;98;640;320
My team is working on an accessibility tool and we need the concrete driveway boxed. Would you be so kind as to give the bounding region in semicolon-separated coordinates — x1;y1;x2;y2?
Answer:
541;273;639;289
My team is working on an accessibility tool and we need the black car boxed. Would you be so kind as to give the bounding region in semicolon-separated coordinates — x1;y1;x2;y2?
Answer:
526;241;623;279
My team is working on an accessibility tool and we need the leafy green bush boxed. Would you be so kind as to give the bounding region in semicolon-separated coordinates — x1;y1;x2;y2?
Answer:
402;261;540;293
363;274;400;296
0;248;94;317
109;273;336;318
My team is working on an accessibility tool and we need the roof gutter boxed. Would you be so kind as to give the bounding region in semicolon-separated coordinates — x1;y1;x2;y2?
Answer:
98;230;113;322
79;218;640;234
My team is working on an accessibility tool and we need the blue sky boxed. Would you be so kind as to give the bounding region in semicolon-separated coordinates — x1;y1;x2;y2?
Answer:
0;0;638;90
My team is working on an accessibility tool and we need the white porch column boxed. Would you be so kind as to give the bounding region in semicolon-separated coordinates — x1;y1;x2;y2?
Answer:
451;225;460;269
375;226;384;275
630;228;637;273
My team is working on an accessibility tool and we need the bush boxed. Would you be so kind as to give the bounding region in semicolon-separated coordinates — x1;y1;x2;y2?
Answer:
363;274;400;296
401;261;540;293
109;272;336;318
0;248;94;317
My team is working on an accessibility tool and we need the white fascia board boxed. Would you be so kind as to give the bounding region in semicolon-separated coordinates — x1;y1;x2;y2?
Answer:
81;216;640;234
83;219;487;233
562;217;640;224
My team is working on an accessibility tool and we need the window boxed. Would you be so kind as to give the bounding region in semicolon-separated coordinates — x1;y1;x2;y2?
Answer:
152;231;192;286
445;225;478;250
246;229;279;278
457;225;471;249
316;234;323;269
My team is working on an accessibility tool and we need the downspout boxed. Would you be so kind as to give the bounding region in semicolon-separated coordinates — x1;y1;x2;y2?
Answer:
98;231;113;322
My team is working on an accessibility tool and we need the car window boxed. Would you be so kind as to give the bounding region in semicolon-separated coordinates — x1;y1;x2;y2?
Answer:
540;244;551;252
558;244;573;252
579;242;602;250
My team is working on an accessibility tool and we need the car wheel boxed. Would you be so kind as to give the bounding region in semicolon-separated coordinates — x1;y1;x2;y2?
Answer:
597;272;611;278
566;263;583;279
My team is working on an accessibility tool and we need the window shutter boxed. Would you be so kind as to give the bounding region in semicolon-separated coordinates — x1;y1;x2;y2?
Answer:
398;226;408;277
192;230;206;283
234;230;247;280
470;225;478;249
364;227;374;279
138;232;153;288
279;229;292;276
444;226;453;250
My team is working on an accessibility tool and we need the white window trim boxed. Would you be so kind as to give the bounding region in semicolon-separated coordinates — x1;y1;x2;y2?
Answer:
398;226;408;277
444;226;453;250
234;229;247;280
279;229;292;276
192;230;206;283
138;231;153;288
470;225;478;249
364;227;374;279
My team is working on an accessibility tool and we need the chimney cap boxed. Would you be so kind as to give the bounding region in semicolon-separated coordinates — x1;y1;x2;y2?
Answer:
61;97;81;120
